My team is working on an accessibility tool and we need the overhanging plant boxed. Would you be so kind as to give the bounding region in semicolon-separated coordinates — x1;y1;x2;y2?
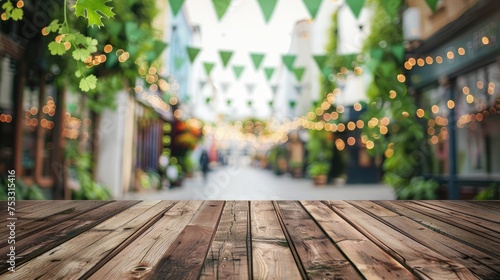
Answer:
360;0;437;199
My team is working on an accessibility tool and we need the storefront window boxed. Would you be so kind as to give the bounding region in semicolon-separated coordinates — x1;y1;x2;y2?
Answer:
455;62;500;175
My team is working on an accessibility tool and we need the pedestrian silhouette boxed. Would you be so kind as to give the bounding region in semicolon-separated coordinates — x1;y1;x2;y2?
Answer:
199;149;210;182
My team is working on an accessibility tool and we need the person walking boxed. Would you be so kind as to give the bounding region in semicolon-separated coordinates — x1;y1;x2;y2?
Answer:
199;149;210;182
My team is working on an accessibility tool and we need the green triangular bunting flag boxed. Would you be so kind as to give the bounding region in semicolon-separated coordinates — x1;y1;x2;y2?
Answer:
289;100;296;109
205;97;211;104
257;0;278;23
199;80;207;89
186;47;201;63
370;48;384;61
174;56;185;70
250;53;265;70
313;55;327;70
425;0;439;12
268;100;274;107
381;0;400;18
168;0;185;16
226;99;232;106
203;62;215;76
247;100;253;107
264;67;275;81
345;0;365;18
220;82;230;92
294;86;302;94
302;0;323;19
391;44;405;63
246;84;255;94
212;0;231;20
293;67;305;81
219;50;233;67
271;85;278;94
232;65;245;79
282;54;296;72
321;67;331;79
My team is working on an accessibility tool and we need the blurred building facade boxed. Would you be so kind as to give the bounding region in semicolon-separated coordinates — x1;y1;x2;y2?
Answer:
405;0;500;198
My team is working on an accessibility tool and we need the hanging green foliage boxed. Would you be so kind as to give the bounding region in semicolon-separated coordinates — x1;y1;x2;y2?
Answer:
361;0;437;199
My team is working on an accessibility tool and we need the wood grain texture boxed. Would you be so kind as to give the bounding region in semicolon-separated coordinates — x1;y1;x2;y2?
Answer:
0;200;138;274
9;201;175;280
382;201;500;259
149;201;225;279
354;201;500;279
325;201;478;279
200;201;250;280
275;201;362;279
301;201;417;280
88;200;203;279
250;201;302;279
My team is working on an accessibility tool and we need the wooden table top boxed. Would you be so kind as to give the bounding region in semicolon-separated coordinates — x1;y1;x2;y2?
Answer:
1;200;499;279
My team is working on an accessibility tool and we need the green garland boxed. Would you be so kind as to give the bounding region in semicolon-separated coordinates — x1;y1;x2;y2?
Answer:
361;0;437;199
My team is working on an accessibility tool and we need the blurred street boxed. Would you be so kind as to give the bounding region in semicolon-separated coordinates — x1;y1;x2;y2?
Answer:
123;164;395;200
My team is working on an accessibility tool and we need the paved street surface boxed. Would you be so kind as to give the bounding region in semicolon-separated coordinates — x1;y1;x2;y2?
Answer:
122;164;395;200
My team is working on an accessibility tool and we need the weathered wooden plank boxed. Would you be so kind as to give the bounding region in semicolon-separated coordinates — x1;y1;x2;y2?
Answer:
325;201;478;279
354;201;500;279
301;201;417;280
417;200;500;226
275;201;363;279
0;200;110;241
14;200;77;219
0;200;138;274
88;200;203;279
149;201;225;279
250;201;302;279
392;201;500;252
7;201;177;279
200;201;250;280
458;200;500;215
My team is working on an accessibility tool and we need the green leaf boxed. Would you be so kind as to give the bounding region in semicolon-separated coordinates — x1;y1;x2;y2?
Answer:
74;0;115;28
75;70;82;78
79;75;98;92
10;8;23;21
2;2;13;12
48;41;67;55
72;48;91;61
85;37;98;53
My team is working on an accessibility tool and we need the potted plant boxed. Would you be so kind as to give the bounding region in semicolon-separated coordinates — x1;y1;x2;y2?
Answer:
289;160;303;178
307;162;330;185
